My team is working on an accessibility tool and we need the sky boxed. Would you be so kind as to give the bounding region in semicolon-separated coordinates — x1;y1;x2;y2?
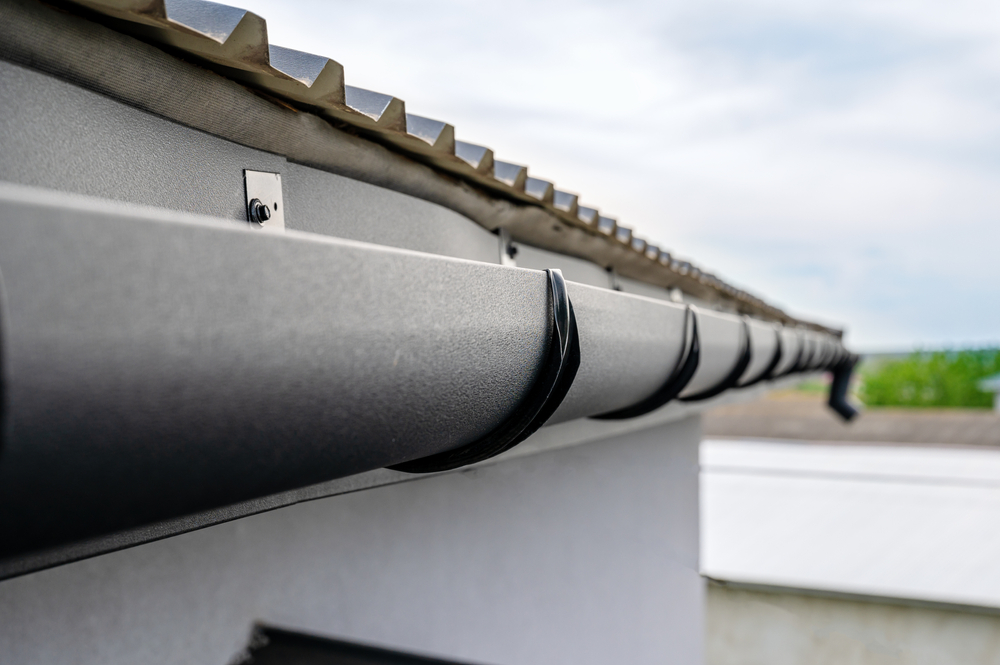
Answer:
237;0;1000;351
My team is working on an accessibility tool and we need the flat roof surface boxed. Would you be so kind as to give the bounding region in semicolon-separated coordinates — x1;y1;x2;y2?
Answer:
701;437;1000;608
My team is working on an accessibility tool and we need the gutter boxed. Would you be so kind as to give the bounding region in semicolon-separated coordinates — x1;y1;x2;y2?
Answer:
0;183;853;575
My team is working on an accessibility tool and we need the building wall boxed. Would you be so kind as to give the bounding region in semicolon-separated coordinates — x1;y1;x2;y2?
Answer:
707;584;1000;665
0;416;703;665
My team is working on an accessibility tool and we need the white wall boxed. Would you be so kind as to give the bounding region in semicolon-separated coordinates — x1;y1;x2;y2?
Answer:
0;416;703;665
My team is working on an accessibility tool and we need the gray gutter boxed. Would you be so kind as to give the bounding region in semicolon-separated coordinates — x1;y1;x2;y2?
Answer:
0;183;851;577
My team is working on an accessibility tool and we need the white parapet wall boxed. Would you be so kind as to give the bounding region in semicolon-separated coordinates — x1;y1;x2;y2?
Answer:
702;436;1000;664
701;437;1000;608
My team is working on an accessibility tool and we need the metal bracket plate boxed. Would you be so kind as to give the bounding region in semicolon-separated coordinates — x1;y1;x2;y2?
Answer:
244;170;285;230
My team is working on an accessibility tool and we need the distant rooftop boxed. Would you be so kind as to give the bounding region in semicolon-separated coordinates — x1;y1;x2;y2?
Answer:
702;437;1000;610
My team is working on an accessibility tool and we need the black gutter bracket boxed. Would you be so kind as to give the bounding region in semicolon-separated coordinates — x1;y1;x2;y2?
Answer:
678;318;752;402
737;323;784;389
776;333;807;379
389;269;581;473
591;307;700;420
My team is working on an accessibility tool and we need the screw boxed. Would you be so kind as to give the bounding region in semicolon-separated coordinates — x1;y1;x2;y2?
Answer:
248;198;271;225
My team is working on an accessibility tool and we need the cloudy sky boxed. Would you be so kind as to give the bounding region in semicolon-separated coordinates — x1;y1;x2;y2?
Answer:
239;0;1000;351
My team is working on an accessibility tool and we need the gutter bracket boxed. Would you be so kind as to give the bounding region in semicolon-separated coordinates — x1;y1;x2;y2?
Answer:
591;307;700;420
737;323;783;389
389;268;581;473
678;318;752;402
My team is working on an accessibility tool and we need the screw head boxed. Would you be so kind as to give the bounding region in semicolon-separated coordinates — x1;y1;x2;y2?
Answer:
249;198;271;225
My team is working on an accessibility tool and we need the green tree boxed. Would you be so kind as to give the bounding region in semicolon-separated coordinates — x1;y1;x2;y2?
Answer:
859;349;1000;408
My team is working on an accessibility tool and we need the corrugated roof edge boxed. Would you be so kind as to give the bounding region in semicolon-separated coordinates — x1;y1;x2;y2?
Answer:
15;0;839;335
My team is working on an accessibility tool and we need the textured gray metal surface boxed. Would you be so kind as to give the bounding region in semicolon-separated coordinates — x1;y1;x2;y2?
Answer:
0;59;501;265
0;59;282;221
549;285;688;424
0;372;803;583
808;332;827;370
617;275;679;304
492;241;693;424
0;183;549;562
514;243;614;289
800;331;820;370
740;318;780;385
0;182;719;576
680;309;746;398
0;417;704;665
774;328;803;376
282;161;499;264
